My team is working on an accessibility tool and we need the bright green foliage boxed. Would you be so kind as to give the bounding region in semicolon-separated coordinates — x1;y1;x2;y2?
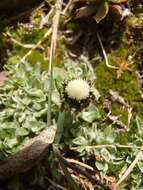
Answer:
0;58;99;159
1;56;143;189
0;63;60;159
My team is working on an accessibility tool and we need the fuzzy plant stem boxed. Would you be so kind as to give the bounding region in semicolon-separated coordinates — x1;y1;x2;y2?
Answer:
47;0;63;126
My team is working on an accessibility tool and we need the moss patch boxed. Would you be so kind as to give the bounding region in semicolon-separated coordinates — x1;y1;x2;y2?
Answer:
95;49;143;124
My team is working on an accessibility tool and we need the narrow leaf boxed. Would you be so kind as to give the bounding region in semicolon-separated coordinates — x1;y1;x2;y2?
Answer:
109;0;128;3
76;5;97;19
94;2;109;23
54;112;65;144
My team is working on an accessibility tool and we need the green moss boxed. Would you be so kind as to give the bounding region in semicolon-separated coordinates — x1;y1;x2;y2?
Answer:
4;22;66;69
95;51;143;122
111;103;128;124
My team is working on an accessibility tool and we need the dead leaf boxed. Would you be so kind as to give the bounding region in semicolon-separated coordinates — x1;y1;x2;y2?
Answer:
0;72;7;85
110;4;123;18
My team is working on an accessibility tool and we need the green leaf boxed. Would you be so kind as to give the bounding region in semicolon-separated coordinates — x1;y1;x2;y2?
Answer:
80;105;100;123
101;148;111;162
109;0;128;3
16;128;29;136
5;138;18;148
18;113;26;123
76;5;97;19
53;67;67;79
21;97;31;106
96;161;108;172
91;86;100;100
24;120;46;133
94;2;109;23
103;125;115;144
95;161;104;170
52;91;61;106
54;112;66;144
138;160;143;173
34;108;47;118
73;136;89;146
27;89;44;98
136;116;143;136
33;102;43;111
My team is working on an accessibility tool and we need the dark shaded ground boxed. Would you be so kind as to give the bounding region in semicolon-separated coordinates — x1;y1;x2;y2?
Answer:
66;14;125;59
0;0;44;20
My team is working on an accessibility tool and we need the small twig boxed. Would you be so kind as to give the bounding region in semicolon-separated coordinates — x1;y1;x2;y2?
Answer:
3;32;36;49
86;59;96;81
107;113;127;130
62;0;73;15
66;159;112;190
108;90;132;130
66;158;94;172
47;0;63;126
109;90;129;107
39;7;54;29
97;32;117;69
19;6;53;61
71;174;88;190
55;147;80;190
66;158;117;190
20;0;72;62
71;144;143;150
116;150;143;188
20;7;55;62
20;28;52;63
127;107;132;129
46;177;68;190
130;45;143;59
54;147;112;190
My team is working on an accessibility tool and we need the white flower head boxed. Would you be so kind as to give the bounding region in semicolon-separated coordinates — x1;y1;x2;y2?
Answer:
65;79;90;101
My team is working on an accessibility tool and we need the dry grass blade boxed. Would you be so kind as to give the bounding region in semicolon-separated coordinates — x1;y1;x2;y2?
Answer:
20;7;54;63
116;150;143;188
62;0;73;15
20;0;72;63
54;146;80;190
20;28;52;63
47;0;63;126
127;107;132;129
46;177;68;190
3;32;35;49
71;174;89;190
54;148;112;190
66;158;94;171
66;158;117;190
71;144;143;150
97;32;117;69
